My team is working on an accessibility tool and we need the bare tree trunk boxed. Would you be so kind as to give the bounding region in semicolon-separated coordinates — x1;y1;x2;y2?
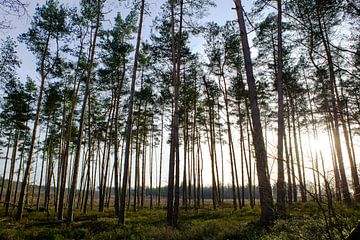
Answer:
16;32;51;221
182;111;188;209
315;5;351;205
276;0;286;219
99;102;115;212
150;121;154;209
44;138;54;211
203;79;219;210
234;0;274;224
157;106;164;208
245;106;254;208
141;131;147;208
113;95;120;215
119;0;145;224
37;126;48;210
286;102;297;202
67;0;101;222
5;129;20;215
83;95;92;214
284;132;292;204
30;141;40;207
0;131;12;201
13;133;27;205
290;97;306;202
172;0;184;227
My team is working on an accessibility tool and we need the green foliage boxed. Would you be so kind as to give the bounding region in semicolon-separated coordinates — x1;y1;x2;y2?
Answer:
19;0;69;57
0;78;34;130
2;202;357;239
0;37;21;87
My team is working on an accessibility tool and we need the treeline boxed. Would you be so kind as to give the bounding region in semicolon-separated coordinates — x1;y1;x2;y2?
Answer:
0;175;261;203
0;0;359;226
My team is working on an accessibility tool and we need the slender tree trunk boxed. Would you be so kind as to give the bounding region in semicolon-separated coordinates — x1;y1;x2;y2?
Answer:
113;94;120;215
316;153;322;202
245;107;254;208
284;132;292;204
234;0;274;224
203;79;219;210
150;122;154;209
99;102;115;212
290;97;306;202
83;95;92;214
182;111;188;209
0;131;12;201
37;125;48;210
286;102;297;202
157;106;164;208
220;74;238;210
67;0;101;222
5;128;20;215
141;131;147;209
16;32;51;221
44;139;54;211
30;141;40;207
13;135;26;205
172;0;184;227
315;5;351;205
338;76;360;201
119;0;145;224
297;116;307;201
276;0;286;219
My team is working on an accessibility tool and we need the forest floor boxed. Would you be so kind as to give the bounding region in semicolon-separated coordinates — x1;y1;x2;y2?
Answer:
0;201;359;240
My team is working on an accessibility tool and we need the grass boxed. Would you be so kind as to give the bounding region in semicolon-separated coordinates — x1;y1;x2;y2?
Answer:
0;201;359;239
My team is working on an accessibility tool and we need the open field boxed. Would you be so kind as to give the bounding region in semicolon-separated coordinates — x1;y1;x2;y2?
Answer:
0;201;359;240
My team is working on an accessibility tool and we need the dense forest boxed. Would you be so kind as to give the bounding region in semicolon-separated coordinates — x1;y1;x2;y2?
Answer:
0;0;360;239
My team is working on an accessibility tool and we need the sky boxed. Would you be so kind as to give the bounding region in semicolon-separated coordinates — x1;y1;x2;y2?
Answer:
1;0;241;82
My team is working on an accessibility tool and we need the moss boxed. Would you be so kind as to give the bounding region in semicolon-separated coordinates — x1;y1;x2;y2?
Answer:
0;202;359;240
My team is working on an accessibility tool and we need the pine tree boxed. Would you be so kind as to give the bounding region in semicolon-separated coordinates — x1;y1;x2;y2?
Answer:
16;0;70;221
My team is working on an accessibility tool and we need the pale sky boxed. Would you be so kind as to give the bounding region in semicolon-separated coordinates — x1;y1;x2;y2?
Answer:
1;0;241;82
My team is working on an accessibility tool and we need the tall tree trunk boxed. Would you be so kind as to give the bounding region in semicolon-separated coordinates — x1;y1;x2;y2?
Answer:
234;0;274;224
276;0;286;219
99;102;115;212
338;76;360;201
203;79;219;210
167;0;183;227
284;132;293;204
157;106;164;208
13;135;26;205
0;131;12;201
16;32;51;221
119;0;145;225
5;128;20;215
172;0;184;227
220;74;238;210
112;61;126;215
290;97;306;202
182;111;188;209
286;102;297;202
315;4;351;205
44;138;54;211
37;125;48;210
67;0;101;222
83;95;92;214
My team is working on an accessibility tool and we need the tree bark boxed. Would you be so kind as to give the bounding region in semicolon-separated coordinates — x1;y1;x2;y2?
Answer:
234;0;274;224
119;0;145;224
16;32;51;221
276;0;286;219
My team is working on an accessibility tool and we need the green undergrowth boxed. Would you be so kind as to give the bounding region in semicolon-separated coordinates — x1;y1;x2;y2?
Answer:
0;202;359;240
